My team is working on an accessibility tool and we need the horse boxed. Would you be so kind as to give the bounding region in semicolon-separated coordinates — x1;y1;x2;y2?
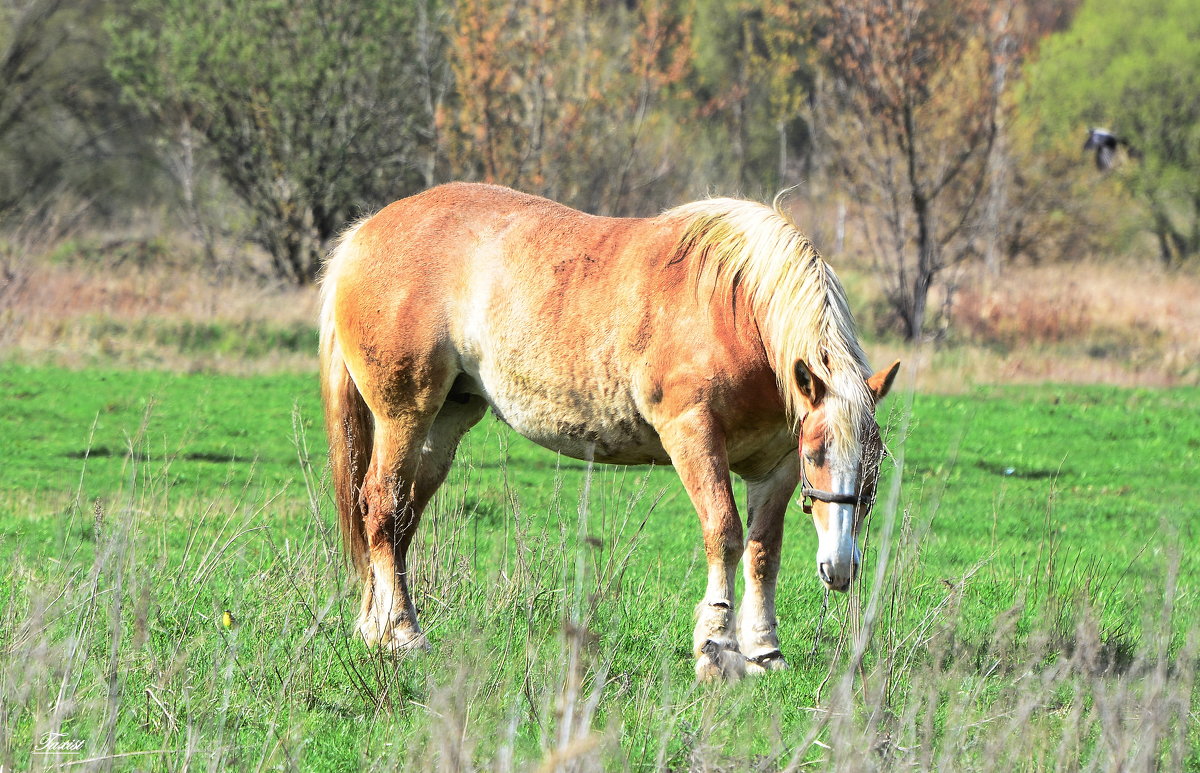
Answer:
319;182;899;680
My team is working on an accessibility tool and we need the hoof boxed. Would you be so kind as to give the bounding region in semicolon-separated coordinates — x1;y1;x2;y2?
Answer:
357;617;430;654
695;638;746;682
357;617;383;647
743;649;788;676
384;630;431;654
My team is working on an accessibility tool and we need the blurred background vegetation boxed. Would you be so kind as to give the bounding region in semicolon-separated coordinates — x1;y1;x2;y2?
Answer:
1;0;1197;354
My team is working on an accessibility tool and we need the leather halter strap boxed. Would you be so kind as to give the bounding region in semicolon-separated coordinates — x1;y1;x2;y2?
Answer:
801;486;860;507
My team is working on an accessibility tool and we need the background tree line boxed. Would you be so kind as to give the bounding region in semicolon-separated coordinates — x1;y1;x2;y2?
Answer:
1;0;1196;340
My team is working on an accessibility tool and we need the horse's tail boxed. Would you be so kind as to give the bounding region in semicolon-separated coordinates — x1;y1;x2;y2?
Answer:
320;227;372;578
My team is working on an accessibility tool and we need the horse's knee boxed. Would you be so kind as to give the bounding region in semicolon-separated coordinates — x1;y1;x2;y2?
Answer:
743;538;781;579
704;527;743;566
360;472;422;548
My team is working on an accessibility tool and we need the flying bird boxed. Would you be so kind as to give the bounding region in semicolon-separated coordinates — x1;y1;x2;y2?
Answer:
1083;128;1131;171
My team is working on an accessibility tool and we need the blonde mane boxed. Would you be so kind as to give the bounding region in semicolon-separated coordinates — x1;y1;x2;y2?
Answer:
666;197;873;457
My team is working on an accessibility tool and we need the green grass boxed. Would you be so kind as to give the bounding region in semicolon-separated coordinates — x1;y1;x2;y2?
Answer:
0;363;1196;770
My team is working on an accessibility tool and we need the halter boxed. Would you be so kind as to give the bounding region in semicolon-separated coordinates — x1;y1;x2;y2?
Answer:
799;460;860;514
798;413;862;515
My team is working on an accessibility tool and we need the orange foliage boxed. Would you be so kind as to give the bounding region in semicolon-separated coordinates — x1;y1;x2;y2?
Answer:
438;0;692;214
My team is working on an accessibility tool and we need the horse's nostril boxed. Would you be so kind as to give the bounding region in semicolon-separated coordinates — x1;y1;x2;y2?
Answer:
818;563;832;585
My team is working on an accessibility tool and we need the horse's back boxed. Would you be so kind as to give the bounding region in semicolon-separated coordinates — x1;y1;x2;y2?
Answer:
336;182;658;302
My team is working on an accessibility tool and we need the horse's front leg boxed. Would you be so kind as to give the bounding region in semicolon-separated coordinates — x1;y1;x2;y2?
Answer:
739;455;799;674
660;413;746;681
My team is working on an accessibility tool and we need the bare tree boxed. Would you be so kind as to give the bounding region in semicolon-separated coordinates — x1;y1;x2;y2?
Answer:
816;0;1010;340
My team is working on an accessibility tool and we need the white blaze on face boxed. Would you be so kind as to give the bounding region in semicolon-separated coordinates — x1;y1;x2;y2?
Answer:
814;458;861;590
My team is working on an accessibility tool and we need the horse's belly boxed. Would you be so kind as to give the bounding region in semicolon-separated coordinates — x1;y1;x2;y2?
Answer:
478;374;666;465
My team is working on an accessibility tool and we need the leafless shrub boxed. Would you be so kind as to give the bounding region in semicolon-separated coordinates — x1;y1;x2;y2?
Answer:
953;283;1093;347
0;193;92;345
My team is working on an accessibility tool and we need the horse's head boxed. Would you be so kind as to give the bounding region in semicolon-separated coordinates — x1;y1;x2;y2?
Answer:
794;358;900;592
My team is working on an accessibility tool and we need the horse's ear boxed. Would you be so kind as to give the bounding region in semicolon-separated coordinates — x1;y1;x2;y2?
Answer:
868;359;901;402
794;359;826;407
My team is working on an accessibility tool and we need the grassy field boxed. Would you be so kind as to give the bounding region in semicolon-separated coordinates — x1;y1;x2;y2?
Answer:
0;362;1197;770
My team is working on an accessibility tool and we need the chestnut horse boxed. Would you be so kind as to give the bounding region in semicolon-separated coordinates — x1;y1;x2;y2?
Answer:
320;183;898;680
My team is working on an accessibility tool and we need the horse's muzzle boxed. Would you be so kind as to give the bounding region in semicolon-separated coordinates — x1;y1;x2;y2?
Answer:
818;561;857;592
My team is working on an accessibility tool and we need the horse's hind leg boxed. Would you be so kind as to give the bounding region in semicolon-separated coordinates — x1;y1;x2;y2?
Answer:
358;412;439;651
359;381;487;651
738;455;799;674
